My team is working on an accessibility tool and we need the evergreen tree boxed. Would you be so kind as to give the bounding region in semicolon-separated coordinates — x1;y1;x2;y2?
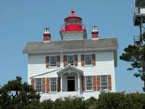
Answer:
0;76;41;109
120;33;145;92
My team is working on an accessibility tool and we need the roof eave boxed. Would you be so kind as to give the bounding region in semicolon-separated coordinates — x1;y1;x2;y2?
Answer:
22;47;118;54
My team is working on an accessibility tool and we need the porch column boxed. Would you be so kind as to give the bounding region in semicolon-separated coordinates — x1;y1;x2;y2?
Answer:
60;73;63;92
77;73;80;96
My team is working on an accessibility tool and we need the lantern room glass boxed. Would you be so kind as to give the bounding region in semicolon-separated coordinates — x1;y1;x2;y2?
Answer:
70;18;75;23
65;18;82;25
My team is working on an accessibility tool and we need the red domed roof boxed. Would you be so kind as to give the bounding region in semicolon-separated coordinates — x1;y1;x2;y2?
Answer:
64;10;82;21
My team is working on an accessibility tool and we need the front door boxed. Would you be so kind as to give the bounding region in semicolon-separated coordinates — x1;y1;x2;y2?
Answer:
67;76;75;91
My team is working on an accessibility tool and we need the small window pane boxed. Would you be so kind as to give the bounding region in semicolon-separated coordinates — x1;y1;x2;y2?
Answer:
50;56;56;66
67;56;74;65
85;55;91;65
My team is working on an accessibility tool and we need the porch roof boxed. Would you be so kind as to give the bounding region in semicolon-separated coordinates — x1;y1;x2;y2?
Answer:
57;65;83;76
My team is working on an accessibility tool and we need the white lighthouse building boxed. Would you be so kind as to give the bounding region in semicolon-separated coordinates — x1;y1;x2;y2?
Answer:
22;10;118;102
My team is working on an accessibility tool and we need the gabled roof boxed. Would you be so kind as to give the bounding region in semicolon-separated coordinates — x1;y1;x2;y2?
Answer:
22;38;118;54
57;65;84;76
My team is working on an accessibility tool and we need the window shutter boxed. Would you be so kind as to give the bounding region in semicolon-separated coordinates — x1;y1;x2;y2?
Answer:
93;76;96;90
57;77;60;92
81;55;85;66
46;78;50;92
31;78;35;89
97;76;100;90
74;55;78;66
82;76;85;91
92;54;96;65
42;78;45;93
57;56;60;67
64;55;67;67
108;75;112;90
46;56;49;68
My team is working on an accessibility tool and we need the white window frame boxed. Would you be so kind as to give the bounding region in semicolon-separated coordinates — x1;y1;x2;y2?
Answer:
50;78;57;92
100;75;108;90
85;76;93;91
84;55;92;65
67;55;74;66
35;78;42;92
49;56;57;67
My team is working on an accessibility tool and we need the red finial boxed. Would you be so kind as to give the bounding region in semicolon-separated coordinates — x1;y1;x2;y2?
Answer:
71;10;75;13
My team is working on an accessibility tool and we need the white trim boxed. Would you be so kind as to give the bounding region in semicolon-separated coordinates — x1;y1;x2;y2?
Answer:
43;41;50;43
91;38;99;40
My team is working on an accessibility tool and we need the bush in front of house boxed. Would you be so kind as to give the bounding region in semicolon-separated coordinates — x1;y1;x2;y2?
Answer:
94;90;145;109
40;99;53;109
39;96;89;109
52;96;87;109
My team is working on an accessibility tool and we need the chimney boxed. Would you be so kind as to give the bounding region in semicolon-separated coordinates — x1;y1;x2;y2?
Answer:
91;25;99;39
43;27;51;41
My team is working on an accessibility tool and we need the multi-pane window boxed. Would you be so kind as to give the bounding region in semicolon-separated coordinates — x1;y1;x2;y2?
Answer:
86;76;93;90
35;78;42;92
67;56;74;65
70;18;75;23
101;75;108;89
50;56;56;66
66;19;69;25
85;55;92;65
50;78;57;92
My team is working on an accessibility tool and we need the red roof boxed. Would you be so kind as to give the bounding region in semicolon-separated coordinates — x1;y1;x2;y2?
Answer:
64;10;82;21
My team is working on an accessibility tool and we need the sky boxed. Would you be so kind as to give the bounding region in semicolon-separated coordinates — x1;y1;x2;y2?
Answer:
0;0;144;94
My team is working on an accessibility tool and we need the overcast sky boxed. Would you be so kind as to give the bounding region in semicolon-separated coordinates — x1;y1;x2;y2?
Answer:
0;0;144;93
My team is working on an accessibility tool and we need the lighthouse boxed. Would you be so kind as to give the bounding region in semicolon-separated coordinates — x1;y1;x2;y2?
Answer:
22;10;118;102
60;10;87;40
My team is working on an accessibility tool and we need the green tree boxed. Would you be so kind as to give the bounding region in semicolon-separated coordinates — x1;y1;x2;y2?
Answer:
120;33;145;92
0;76;41;109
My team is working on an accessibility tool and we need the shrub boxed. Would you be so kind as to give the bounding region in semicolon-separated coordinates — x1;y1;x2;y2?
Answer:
40;99;53;109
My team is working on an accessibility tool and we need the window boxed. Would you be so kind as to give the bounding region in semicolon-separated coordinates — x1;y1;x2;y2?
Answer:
70;18;75;23
76;18;80;24
67;56;74;65
50;78;57;92
35;78;42;92
66;19;69;25
101;75;108;89
85;55;92;65
86;76;93;90
50;56;56;66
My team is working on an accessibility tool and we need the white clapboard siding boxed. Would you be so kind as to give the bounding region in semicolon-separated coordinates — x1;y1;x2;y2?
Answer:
28;51;116;101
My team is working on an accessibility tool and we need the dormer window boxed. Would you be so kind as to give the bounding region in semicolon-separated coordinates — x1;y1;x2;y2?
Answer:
67;55;74;65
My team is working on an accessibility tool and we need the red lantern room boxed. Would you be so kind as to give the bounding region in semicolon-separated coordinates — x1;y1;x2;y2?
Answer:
60;10;87;40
